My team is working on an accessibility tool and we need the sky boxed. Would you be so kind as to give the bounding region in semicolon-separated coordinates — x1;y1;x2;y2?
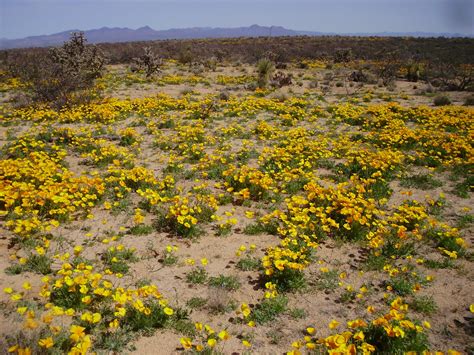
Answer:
0;0;473;39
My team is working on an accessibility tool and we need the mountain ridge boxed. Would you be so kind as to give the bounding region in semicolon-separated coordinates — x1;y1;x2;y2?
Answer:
1;25;470;50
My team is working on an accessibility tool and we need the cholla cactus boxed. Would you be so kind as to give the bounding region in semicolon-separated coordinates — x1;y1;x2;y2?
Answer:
23;31;106;107
271;71;292;88
50;32;105;82
132;47;162;77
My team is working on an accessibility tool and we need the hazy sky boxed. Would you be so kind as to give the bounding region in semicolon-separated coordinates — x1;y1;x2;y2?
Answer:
1;0;473;39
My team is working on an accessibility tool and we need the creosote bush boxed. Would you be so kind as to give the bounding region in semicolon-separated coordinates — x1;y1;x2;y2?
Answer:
433;95;451;106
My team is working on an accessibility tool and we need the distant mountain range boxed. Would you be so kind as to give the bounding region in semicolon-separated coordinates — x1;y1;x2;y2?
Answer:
0;25;471;49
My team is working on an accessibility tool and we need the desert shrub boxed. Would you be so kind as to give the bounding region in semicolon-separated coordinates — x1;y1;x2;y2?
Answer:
375;61;401;86
334;48;352;63
256;58;275;88
246;82;258;91
263;50;278;62
270;71;292;88
218;90;230;101
203;57;218;71
131;46;162;77
190;61;205;74
433;95;451;106
419;83;435;95
427;62;473;91
308;80;318;88
349;70;368;82
11;32;104;108
297;61;309;69
177;47;193;65
214;49;226;62
406;62;426;82
3;36;470;74
464;95;474;106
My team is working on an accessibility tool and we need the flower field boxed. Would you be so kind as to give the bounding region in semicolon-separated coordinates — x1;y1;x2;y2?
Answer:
0;59;473;354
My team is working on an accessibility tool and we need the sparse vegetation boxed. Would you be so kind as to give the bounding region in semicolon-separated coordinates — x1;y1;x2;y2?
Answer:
433;94;451;106
400;174;443;190
186;267;208;285
131;46;162;77
208;274;241;291
236;255;261;271
0;33;472;355
256;58;274;88
250;295;288;325
409;295;438;315
10;32;105;107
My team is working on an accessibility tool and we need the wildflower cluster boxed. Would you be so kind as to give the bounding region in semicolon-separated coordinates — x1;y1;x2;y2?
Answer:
4;256;174;354
288;298;430;354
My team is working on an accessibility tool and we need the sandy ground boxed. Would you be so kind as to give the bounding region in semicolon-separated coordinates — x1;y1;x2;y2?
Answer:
0;61;473;354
